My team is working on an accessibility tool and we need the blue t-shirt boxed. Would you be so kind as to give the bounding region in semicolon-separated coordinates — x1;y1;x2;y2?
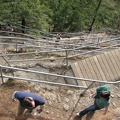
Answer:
15;91;45;107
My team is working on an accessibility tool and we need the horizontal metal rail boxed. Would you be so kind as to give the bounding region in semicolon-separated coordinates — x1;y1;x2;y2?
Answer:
7;44;120;62
0;36;81;47
0;31;36;39
0;36;119;49
69;43;120;58
0;36;119;58
0;35;119;51
2;75;87;89
0;65;120;85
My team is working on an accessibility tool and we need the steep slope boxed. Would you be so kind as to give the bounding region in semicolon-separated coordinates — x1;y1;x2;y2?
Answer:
0;80;120;120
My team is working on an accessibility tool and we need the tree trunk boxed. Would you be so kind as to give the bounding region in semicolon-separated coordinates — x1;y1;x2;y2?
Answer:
21;18;25;34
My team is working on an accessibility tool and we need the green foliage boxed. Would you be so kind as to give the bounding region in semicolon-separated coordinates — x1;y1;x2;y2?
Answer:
0;0;119;32
94;0;120;30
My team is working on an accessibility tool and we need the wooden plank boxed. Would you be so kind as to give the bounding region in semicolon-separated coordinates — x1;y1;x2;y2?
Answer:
71;48;120;87
118;48;120;55
77;61;88;87
108;49;120;80
94;56;107;81
96;54;111;81
74;62;87;87
107;51;120;80
85;58;100;87
71;63;82;86
88;57;100;79
85;57;98;87
114;49;120;62
81;60;93;86
89;57;102;86
100;53;114;81
115;50;120;69
85;58;97;79
104;52;116;81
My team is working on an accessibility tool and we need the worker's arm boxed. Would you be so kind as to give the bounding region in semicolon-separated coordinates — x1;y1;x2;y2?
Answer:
12;91;18;101
89;92;97;98
103;106;109;115
37;105;44;113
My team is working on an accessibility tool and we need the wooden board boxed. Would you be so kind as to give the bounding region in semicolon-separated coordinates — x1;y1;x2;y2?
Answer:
103;52;116;81
71;63;85;86
93;56;107;81
71;48;120;88
108;51;120;77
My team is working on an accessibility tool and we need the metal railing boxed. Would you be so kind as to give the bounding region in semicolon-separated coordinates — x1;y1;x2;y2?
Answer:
0;31;120;89
0;65;120;88
0;36;119;68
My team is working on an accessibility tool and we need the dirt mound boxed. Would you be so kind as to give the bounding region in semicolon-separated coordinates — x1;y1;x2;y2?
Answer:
0;79;120;120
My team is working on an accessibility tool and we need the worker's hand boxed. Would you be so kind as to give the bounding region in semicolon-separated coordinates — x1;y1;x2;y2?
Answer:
103;112;106;115
89;94;93;98
89;92;96;98
12;98;17;102
37;109;42;114
103;107;108;115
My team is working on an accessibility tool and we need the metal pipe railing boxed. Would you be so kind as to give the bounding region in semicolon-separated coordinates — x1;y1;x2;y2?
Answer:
2;75;87;88
0;36;119;49
6;44;120;62
0;36;119;57
0;65;120;85
0;67;4;84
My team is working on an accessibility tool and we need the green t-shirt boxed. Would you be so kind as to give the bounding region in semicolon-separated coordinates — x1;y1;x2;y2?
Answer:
94;85;111;98
96;97;110;109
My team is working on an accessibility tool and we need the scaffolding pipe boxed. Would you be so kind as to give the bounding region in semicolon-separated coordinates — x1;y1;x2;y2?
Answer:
0;65;120;84
6;44;120;62
0;67;4;84
2;75;87;89
0;36;119;49
0;37;119;58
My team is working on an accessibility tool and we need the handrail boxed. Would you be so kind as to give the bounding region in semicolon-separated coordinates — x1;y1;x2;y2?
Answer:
0;36;120;48
6;44;120;62
0;35;119;58
0;34;120;88
0;31;36;39
2;75;87;89
0;65;120;87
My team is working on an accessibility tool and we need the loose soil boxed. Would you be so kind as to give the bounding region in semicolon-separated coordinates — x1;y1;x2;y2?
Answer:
0;80;120;120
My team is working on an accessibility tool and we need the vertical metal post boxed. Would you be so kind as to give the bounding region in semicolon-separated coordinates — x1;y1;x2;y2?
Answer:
0;67;4;84
2;56;14;76
16;40;18;52
80;82;96;96
97;37;100;47
67;81;96;120
65;50;68;68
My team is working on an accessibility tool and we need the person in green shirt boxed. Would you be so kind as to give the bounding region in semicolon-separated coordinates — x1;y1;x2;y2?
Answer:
76;85;111;120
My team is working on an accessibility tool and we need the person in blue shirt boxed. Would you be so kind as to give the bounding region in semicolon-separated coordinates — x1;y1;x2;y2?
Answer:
12;91;45;120
76;85;111;120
